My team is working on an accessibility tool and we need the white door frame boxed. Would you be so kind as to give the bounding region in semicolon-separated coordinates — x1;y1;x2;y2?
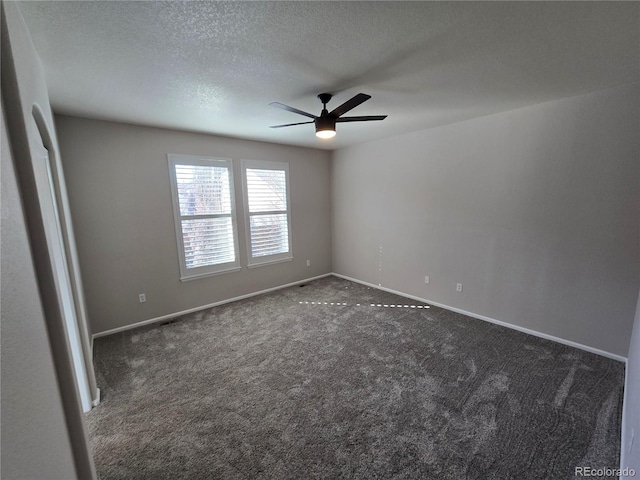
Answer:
31;144;92;412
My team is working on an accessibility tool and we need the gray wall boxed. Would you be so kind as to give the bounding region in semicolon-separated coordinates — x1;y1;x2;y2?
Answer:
56;115;332;335
622;289;640;472
332;85;639;358
1;93;78;480
1;1;93;478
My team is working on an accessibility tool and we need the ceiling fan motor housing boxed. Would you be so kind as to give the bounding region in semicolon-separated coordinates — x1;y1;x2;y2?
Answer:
315;115;336;136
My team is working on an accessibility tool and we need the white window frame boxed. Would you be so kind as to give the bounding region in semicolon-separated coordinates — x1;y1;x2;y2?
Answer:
241;160;293;268
168;154;240;281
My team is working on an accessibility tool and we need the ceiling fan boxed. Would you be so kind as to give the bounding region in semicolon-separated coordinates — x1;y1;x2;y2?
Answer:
269;93;387;139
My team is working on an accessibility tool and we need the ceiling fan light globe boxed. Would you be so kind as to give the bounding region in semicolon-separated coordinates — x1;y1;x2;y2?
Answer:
316;129;336;139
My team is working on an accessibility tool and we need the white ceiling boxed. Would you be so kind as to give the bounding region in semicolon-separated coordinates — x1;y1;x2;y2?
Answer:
18;1;640;150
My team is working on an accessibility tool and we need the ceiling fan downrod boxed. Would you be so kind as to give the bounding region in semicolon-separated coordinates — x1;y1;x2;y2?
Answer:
317;93;333;116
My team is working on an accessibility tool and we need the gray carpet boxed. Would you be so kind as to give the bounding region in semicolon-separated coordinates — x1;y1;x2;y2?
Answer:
87;276;624;479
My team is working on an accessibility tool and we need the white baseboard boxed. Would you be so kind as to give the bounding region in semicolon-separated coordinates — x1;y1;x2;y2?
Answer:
620;359;629;471
91;271;626;363
92;273;332;340
331;273;627;363
91;387;101;408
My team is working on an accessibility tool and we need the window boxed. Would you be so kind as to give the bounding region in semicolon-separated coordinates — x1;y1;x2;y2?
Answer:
242;160;292;267
168;154;240;280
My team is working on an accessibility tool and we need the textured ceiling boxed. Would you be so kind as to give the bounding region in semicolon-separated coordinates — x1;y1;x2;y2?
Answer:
17;1;640;150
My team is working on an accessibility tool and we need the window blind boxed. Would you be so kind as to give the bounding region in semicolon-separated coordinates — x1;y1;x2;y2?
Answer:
168;155;239;279
243;163;292;265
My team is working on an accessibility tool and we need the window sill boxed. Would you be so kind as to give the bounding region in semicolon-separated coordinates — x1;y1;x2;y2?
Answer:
247;256;293;269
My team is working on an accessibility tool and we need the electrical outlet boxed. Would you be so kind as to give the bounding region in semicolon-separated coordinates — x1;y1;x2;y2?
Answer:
138;293;146;303
306;260;311;267
456;283;463;293
424;276;430;284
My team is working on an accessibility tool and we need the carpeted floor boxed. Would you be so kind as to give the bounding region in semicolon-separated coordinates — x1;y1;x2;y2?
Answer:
87;276;624;479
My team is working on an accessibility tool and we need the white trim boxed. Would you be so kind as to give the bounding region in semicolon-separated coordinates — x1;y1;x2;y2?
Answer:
33;149;93;412
247;257;294;269
91;270;627;362
92;273;332;339
331;273;627;363
620;358;628;471
91;387;101;408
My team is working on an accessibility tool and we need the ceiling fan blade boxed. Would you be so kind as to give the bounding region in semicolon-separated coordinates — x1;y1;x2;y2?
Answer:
336;115;387;122
329;93;371;118
269;102;316;119
269;121;315;128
